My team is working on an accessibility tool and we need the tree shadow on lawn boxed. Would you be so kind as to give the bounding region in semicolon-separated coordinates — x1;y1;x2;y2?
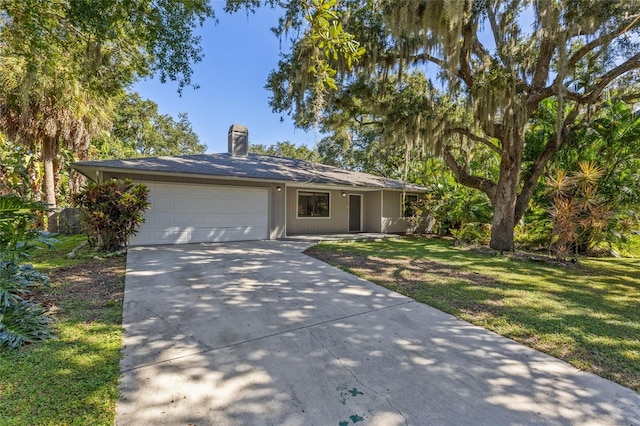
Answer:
305;245;640;392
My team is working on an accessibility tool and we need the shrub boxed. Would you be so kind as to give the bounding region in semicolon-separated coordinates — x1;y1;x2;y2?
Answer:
450;223;491;246
72;179;150;251
416;177;492;235
543;162;636;258
406;198;430;235
0;195;54;350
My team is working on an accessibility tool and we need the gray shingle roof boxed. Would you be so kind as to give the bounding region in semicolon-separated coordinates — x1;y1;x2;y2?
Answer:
72;153;426;191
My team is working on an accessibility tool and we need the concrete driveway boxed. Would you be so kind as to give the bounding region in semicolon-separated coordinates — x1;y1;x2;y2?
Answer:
117;241;640;425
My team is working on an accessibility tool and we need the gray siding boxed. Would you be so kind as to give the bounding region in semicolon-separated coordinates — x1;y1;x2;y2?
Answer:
269;187;286;239
286;187;352;234
363;191;382;232
381;190;410;233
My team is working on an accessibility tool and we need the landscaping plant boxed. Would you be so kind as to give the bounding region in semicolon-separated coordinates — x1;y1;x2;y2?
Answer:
409;166;493;238
0;195;54;350
515;99;640;254
73;179;150;251
545;161;635;258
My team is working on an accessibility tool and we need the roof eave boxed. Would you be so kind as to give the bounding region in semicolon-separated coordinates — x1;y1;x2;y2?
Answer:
71;163;428;192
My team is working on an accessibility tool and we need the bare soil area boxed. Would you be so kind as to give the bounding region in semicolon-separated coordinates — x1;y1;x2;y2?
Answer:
31;256;126;322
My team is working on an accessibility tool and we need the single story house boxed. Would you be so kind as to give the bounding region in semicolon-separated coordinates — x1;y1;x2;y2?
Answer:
71;125;427;246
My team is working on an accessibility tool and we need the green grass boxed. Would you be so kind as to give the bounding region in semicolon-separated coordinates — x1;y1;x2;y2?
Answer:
0;235;124;425
307;237;640;392
30;234;94;270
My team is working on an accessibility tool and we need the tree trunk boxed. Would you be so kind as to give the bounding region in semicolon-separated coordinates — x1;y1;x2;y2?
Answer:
490;193;516;252
42;137;58;233
489;131;523;252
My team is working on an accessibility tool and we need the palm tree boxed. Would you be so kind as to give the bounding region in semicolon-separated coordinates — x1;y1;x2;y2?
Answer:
0;57;108;232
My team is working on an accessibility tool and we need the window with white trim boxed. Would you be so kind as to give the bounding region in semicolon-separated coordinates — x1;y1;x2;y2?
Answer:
297;191;330;218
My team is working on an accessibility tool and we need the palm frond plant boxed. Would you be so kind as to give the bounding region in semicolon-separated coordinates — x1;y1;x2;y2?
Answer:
0;195;54;350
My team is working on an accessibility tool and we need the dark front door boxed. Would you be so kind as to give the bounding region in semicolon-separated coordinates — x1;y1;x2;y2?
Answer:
349;194;362;232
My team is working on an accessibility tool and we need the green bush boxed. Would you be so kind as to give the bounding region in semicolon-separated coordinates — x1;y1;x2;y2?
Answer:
450;223;491;245
417;176;492;235
72;179;150;251
0;195;54;350
515;205;554;251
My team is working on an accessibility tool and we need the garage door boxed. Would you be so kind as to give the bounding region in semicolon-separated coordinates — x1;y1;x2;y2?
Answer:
130;182;269;245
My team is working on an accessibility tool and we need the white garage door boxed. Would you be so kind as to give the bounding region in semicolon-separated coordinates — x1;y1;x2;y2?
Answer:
130;182;269;245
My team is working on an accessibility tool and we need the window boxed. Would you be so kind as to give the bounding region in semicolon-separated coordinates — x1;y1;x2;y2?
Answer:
403;194;419;217
298;191;330;218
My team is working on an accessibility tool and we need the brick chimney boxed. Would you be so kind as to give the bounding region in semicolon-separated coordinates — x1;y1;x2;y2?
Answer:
228;124;249;157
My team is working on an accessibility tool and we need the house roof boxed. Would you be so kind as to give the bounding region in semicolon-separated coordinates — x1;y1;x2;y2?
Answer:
71;153;427;191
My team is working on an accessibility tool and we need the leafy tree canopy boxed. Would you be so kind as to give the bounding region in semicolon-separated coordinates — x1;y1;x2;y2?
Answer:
250;140;320;162
93;92;206;159
1;0;213;93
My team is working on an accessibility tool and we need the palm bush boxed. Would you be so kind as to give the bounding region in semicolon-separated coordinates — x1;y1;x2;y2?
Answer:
546;162;618;258
0;195;54;350
417;175;492;235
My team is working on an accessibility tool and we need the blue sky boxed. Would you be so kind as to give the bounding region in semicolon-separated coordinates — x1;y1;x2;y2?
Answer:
134;7;318;154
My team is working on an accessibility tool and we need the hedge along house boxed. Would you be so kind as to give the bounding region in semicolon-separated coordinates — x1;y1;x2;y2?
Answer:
71;125;427;246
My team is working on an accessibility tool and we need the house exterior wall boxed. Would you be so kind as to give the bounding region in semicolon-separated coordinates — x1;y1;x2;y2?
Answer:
363;190;382;233
101;171;286;239
97;171;423;239
269;187;286;239
286;187;353;234
286;187;372;235
381;190;406;233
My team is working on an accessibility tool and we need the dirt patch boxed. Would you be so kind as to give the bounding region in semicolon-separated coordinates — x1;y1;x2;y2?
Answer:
30;256;126;322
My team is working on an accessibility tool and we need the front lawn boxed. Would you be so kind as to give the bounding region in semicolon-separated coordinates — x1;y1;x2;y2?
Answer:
0;235;125;425
306;237;640;392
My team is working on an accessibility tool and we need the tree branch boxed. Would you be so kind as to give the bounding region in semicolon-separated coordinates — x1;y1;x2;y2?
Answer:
486;7;511;69
527;14;640;115
354;116;381;126
472;39;492;69
515;107;581;221
443;147;497;202
401;52;446;69
565;16;640;73
617;93;640;104
447;127;506;158
458;19;476;87
530;28;555;93
583;52;640;104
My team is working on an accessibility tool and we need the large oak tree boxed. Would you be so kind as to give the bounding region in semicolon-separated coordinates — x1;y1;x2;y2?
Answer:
236;0;640;251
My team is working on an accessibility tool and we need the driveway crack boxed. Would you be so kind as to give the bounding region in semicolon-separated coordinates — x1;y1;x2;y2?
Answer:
308;328;409;426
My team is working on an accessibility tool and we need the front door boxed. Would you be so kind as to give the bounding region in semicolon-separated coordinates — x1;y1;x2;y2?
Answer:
349;194;362;232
